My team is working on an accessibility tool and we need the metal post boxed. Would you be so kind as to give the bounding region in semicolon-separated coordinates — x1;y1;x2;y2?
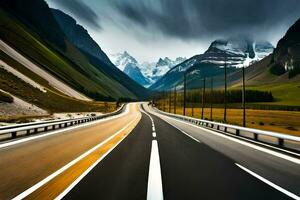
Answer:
201;78;206;119
242;67;246;127
224;57;227;122
174;86;177;114
183;72;187;116
169;89;171;113
210;77;213;121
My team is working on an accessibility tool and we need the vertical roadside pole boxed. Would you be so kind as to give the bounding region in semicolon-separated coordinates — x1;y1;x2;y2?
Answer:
192;91;194;117
210;77;213;121
169;89;172;113
164;90;167;112
242;66;246;127
162;91;164;110
104;102;108;113
183;72;187;116
224;57;227;122
201;78;206;119
162;91;164;111
174;86;177;114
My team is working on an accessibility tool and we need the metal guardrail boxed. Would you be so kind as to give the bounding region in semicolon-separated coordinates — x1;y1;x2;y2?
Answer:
153;106;300;151
0;118;86;130
0;104;126;139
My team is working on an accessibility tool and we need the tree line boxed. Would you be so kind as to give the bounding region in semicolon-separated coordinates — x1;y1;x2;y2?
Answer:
164;89;274;104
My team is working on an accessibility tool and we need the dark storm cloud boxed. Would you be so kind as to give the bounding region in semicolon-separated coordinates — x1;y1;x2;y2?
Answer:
112;0;300;40
52;0;101;29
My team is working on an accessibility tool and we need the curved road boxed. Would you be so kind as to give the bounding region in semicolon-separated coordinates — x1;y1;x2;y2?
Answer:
0;103;299;200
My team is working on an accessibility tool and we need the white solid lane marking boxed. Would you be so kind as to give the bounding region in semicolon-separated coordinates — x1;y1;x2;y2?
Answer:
153;111;300;165
12;114;139;200
0;104;130;149
235;163;300;200
153;132;156;138
147;140;164;200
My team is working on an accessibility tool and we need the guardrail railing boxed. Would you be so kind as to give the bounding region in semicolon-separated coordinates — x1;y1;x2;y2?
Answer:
0;104;126;140
152;106;300;152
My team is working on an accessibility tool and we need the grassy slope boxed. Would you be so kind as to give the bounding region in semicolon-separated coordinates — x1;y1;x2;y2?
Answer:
0;67;117;113
0;9;138;100
246;83;300;106
227;56;300;106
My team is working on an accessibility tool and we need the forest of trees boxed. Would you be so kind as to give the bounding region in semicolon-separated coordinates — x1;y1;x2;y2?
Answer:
160;89;274;104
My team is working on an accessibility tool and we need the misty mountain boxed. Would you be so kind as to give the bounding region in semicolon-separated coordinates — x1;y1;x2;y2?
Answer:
150;37;273;91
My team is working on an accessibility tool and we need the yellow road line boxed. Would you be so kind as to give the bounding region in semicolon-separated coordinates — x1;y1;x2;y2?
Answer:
24;113;141;200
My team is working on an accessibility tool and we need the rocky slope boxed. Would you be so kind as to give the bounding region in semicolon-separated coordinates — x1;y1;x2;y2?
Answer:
271;17;300;78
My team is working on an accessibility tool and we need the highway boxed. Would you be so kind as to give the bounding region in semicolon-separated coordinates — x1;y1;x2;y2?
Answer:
0;103;299;200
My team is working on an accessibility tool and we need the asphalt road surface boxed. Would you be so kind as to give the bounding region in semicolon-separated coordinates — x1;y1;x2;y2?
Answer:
0;103;299;200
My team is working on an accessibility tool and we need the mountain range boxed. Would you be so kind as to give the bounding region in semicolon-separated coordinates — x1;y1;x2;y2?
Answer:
110;52;186;87
150;38;274;90
0;0;298;113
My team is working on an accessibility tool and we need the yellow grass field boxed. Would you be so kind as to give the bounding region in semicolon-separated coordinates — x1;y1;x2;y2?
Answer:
160;105;300;137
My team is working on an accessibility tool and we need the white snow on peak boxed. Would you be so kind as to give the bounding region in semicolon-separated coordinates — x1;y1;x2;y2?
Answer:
110;51;138;71
207;39;274;68
109;51;186;87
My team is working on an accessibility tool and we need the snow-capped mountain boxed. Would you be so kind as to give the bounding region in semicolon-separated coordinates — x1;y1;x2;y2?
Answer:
203;38;274;68
110;51;150;87
140;57;186;84
110;51;186;87
150;38;274;91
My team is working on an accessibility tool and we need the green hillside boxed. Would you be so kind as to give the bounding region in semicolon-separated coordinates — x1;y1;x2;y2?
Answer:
227;56;300;106
0;0;148;101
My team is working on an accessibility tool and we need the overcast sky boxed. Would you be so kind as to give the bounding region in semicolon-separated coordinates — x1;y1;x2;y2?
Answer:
46;0;300;63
